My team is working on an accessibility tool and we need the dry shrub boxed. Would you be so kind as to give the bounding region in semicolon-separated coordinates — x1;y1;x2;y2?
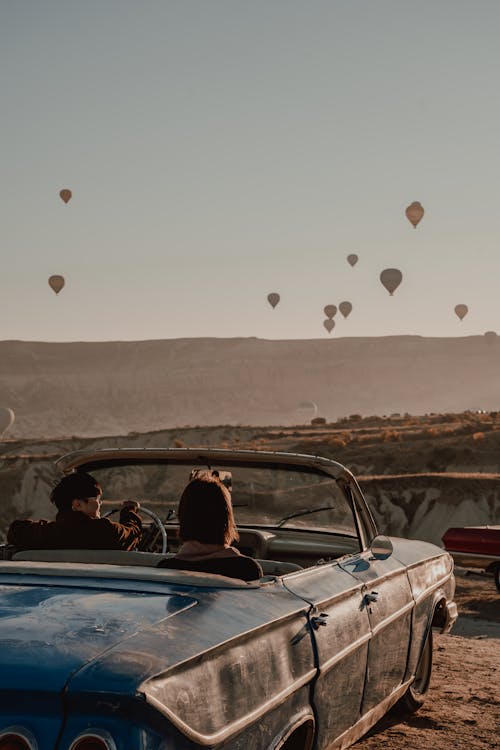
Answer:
327;435;348;449
382;430;400;442
425;427;441;437
355;433;379;444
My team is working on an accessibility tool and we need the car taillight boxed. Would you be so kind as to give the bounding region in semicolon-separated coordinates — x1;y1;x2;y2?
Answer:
0;728;36;750
69;731;116;750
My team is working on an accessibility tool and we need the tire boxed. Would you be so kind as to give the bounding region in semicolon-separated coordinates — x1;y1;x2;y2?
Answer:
394;628;433;716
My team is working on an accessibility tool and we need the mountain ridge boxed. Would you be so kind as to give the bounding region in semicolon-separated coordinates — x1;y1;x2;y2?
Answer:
1;335;499;438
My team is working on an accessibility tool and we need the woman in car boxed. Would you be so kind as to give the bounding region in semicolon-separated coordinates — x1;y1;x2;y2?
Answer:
158;474;262;581
7;471;142;551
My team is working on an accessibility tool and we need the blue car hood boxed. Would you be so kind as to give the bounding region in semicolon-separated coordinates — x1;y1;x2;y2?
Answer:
0;583;196;693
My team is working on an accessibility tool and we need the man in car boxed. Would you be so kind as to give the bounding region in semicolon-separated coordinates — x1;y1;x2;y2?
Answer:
7;471;142;551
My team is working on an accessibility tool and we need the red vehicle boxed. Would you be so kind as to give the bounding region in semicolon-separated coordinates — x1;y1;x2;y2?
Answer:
442;525;500;592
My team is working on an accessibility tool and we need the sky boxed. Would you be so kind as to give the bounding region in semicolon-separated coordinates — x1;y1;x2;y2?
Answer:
1;0;499;342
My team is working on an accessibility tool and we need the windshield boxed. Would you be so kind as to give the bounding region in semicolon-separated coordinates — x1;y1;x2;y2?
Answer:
89;462;357;537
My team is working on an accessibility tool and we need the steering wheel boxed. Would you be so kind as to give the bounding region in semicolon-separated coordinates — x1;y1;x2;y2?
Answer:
104;506;168;554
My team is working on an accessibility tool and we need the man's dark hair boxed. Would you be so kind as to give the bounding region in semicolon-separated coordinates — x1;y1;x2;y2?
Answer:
178;477;238;546
50;472;101;513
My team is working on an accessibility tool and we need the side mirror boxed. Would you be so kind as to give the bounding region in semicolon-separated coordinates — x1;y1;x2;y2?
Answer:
370;535;393;561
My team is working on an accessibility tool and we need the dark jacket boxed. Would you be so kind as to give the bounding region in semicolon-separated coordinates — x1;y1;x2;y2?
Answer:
157;554;263;581
7;507;142;551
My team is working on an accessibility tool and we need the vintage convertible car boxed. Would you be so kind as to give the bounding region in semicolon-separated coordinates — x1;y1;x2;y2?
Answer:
0;448;457;750
442;525;500;592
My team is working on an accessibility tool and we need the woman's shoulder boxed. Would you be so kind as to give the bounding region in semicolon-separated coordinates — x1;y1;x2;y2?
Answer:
227;555;263;577
158;554;263;581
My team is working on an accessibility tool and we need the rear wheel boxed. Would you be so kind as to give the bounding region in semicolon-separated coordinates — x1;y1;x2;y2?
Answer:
275;720;314;750
394;628;433;715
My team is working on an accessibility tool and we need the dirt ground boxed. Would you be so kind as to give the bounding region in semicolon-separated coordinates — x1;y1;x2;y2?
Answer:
357;569;500;750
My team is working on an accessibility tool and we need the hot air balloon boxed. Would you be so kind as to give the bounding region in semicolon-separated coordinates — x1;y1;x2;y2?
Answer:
324;304;337;319
296;401;319;422
59;189;72;204
484;331;497;345
323;319;335;333
48;275;65;294
347;254;358;267
405;201;424;228
0;407;15;437
339;301;352;318
267;292;280;309
454;304;468;321
380;268;403;296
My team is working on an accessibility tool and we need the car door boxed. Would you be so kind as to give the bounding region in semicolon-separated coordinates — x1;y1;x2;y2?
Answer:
283;561;370;750
339;551;413;715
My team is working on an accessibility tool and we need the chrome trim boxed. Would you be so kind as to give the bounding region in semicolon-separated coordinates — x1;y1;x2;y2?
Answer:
68;729;117;750
346;478;378;547
448;551;500;560
329;678;413;749
273;714;315;750
448;550;500;567
55;447;347;479
284;571;365;608
405;551;452;572
413;571;453;606
370;600;414;637
142;668;316;746
320;631;371;674
0;727;37;750
54;446;379;551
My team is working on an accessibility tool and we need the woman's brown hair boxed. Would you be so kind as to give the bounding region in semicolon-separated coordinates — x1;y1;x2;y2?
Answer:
178;477;239;546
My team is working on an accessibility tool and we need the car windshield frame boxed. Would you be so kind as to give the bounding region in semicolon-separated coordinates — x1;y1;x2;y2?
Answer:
55;448;378;549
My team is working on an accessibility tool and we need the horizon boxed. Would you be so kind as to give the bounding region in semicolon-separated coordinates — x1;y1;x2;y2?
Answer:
2;334;499;441
1;331;498;345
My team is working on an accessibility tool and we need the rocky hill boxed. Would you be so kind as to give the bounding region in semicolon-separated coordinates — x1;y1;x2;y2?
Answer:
1;335;500;438
1;413;499;547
